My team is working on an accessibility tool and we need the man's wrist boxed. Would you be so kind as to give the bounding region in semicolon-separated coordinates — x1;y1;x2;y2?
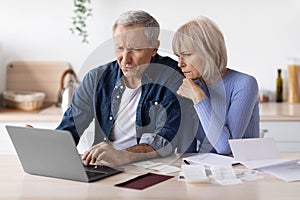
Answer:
125;144;158;162
125;143;155;153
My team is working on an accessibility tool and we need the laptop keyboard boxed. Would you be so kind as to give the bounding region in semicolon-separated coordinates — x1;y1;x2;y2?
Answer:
84;165;116;174
86;171;104;179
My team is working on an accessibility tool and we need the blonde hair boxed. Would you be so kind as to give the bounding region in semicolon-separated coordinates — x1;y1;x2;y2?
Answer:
172;16;227;80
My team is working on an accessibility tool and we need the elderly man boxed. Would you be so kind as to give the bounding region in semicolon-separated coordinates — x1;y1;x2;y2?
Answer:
56;10;192;167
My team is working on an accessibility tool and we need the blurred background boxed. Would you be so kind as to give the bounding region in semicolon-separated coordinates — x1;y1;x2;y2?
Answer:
0;0;300;100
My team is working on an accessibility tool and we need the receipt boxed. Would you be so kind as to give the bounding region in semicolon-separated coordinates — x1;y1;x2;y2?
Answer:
210;165;242;185
131;161;162;168
181;165;209;183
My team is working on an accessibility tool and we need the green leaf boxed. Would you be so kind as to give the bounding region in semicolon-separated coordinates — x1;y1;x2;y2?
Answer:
71;0;92;43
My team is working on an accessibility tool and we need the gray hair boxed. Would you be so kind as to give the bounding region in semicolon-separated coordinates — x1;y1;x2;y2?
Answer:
112;10;160;45
172;16;227;80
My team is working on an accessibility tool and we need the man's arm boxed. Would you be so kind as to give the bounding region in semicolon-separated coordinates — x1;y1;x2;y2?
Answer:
125;143;158;160
56;69;98;144
82;142;158;167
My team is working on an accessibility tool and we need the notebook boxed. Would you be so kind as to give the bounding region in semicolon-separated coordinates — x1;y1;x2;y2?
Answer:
6;125;122;182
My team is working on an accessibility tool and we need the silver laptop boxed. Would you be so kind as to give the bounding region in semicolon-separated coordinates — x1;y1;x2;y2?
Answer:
6;125;122;182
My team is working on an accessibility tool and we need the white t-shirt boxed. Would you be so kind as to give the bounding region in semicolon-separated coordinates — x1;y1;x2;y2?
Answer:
109;85;142;149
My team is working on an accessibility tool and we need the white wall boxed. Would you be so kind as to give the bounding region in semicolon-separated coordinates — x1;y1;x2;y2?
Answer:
1;0;300;98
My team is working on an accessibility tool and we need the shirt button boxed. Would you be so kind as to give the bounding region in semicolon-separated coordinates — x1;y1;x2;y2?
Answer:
120;85;124;89
116;95;120;99
109;116;113;120
154;101;158;105
114;86;118;89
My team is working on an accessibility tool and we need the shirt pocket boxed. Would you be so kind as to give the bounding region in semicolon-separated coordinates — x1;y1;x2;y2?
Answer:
143;99;167;130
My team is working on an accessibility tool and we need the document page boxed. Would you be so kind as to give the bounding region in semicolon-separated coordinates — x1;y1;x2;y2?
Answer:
229;138;300;182
183;153;235;167
229;138;300;169
260;162;300;182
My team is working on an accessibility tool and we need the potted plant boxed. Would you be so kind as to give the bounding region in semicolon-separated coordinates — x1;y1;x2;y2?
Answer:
70;0;92;43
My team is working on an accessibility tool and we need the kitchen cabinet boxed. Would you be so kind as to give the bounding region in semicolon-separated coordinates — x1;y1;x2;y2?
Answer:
0;105;62;154
260;102;300;152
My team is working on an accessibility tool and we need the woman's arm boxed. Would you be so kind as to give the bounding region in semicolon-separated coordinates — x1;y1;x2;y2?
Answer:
194;76;259;154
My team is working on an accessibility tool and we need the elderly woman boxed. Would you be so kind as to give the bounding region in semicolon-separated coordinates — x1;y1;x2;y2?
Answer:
173;16;259;155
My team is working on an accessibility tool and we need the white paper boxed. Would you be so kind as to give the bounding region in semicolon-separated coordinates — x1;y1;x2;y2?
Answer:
177;171;186;181
260;162;300;182
183;153;235;167
131;161;180;174
210;165;242;185
229;138;280;161
229;138;300;182
229;138;300;169
181;165;209;183
149;164;180;174
238;158;299;169
131;161;162;169
211;165;236;180
214;178;243;185
234;169;264;181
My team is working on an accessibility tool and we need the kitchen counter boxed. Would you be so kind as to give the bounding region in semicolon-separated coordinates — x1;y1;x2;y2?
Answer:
259;102;300;121
0;104;62;122
1;102;300;153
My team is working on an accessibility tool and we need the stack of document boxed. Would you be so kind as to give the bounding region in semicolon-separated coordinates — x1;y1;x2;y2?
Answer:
229;138;300;182
181;153;251;185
